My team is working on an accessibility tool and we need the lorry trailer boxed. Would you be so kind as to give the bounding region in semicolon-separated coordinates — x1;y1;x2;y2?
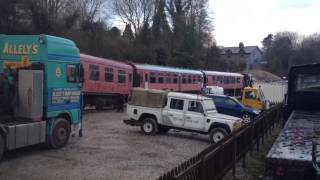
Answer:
266;63;320;180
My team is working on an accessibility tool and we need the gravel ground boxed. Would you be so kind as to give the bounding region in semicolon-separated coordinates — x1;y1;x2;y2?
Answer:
0;110;209;180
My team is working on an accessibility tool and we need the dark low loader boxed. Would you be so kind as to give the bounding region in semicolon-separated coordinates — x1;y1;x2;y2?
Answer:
266;63;320;180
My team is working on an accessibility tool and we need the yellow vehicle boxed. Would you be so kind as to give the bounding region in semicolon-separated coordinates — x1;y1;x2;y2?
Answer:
241;87;269;110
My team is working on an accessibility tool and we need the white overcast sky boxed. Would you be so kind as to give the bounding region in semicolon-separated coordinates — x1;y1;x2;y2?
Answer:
209;0;320;47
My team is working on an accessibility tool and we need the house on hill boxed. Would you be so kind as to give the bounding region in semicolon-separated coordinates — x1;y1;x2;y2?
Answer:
220;44;265;71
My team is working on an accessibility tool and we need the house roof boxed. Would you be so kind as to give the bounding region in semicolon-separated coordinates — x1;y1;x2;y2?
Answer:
220;46;262;55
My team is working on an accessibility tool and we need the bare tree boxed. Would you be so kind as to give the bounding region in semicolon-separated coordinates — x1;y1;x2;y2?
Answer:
112;0;155;33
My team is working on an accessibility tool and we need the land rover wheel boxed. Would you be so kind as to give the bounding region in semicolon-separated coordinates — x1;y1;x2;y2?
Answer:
209;128;228;144
242;113;252;123
49;118;71;149
141;118;157;135
0;134;4;160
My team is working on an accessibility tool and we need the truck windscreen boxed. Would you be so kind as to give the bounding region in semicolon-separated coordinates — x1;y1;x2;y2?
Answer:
203;99;217;112
295;74;320;92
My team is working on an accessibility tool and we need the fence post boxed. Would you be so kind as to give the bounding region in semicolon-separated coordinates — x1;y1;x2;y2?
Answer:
261;116;265;145
200;156;207;180
232;137;237;180
242;153;246;168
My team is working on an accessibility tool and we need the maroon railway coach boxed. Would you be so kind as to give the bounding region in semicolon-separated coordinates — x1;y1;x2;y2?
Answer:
202;70;244;96
81;54;133;109
131;64;204;92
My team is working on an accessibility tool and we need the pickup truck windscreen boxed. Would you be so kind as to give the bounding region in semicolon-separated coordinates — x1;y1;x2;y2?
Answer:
203;99;217;112
295;73;320;92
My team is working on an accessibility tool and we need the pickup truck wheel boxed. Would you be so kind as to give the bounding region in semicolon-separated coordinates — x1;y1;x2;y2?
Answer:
209;128;228;144
141;118;157;135
242;113;252;123
0;134;4;160
158;126;170;134
49;118;71;149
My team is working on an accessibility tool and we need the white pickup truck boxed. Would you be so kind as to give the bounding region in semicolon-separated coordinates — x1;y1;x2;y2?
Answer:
124;88;243;143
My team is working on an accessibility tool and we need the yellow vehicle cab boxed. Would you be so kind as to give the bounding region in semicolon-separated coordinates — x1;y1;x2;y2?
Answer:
241;86;268;110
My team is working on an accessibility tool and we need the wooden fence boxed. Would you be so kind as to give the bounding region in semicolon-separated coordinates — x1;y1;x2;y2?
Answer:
157;104;283;180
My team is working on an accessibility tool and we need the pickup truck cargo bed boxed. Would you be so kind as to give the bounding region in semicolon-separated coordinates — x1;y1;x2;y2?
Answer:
266;111;320;179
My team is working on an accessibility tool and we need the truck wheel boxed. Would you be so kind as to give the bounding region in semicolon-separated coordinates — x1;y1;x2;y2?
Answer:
141;118;158;135
0;134;4;160
209;127;228;144
242;113;252;123
158;126;170;134
49;118;71;149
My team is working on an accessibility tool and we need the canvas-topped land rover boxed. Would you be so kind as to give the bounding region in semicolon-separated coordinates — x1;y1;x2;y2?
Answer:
124;88;243;143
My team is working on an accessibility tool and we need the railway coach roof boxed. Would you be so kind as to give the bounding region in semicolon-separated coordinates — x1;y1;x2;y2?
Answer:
134;64;203;75
203;70;243;77
80;54;132;69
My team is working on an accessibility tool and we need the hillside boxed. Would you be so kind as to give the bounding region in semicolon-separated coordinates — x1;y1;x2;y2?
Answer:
248;70;282;81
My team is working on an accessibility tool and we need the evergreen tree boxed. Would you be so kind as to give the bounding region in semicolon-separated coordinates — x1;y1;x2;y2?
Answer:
123;24;134;42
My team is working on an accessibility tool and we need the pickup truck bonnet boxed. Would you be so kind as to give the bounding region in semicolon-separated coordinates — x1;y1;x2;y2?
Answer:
207;112;241;121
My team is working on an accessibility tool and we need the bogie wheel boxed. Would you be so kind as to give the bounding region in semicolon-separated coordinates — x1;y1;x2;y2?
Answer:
242;113;252;123
49;118;71;149
158;126;170;134
141;118;158;135
209;127;228;144
0;134;4;160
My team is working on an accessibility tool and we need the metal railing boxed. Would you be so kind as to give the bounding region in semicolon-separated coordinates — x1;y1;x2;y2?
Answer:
157;104;283;180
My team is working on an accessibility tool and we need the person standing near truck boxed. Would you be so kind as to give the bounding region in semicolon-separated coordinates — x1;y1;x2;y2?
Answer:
117;94;125;112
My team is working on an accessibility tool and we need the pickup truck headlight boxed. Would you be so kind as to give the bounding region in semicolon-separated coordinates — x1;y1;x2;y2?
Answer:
232;121;243;130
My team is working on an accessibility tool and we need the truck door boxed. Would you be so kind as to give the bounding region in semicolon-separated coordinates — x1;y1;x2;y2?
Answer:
183;100;206;131
163;98;185;127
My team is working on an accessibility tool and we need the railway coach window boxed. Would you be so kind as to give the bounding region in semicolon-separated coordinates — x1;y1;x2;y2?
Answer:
158;77;164;83
118;70;126;83
188;75;192;84
166;74;171;83
173;75;178;84
150;73;156;83
105;67;114;82
212;76;215;82
89;64;100;81
217;76;223;84
237;77;240;83
182;75;186;84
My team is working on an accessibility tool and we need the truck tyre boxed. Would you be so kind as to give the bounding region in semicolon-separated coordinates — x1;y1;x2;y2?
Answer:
49;118;71;149
158;126;170;134
141;118;158;135
0;134;4;160
209;127;228;144
242;113;252;123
